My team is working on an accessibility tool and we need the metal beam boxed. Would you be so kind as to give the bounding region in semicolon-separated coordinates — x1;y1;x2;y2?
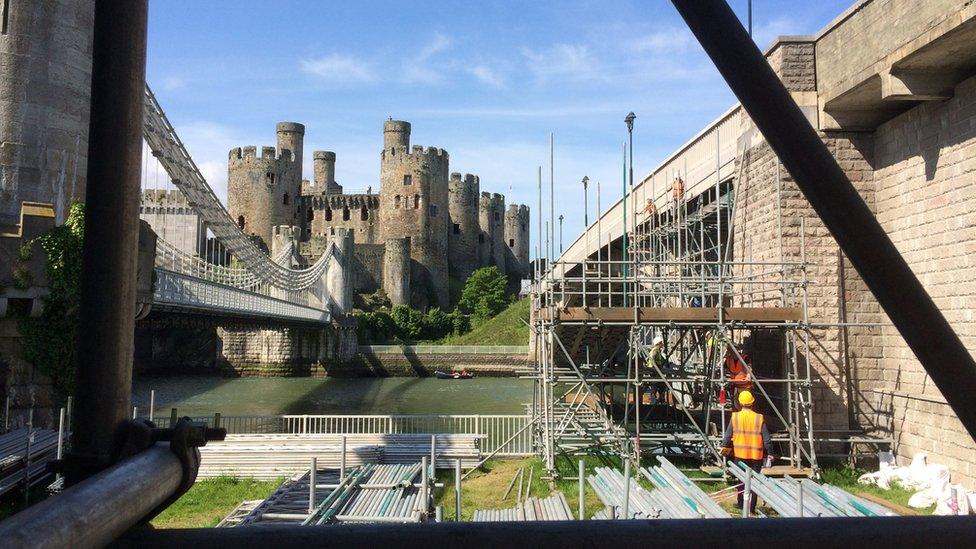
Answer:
67;0;149;482
671;0;976;441
119;517;976;547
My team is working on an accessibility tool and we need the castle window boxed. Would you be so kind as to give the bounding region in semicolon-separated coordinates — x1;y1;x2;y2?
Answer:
342;206;350;221
360;205;368;221
414;194;419;209
478;234;484;244
521;223;526;231
307;209;314;222
237;215;245;230
453;223;460;234
405;236;411;246
403;174;412;186
1;0;8;35
267;172;275;185
283;193;290;205
509;238;515;247
325;208;333;221
395;195;401;209
429;205;437;217
494;212;500;221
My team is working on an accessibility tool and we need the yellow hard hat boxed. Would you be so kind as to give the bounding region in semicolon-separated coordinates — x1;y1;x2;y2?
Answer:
738;390;755;406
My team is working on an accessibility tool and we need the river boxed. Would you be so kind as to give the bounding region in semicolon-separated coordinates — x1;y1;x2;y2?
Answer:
131;376;533;417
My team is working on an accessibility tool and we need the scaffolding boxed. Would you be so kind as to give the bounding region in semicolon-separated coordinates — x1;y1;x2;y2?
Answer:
529;159;822;479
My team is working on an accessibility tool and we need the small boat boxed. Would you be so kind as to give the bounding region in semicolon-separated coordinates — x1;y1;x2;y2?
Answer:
434;370;474;379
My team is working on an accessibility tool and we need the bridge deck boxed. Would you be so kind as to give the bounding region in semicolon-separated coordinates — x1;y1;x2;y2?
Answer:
540;306;802;324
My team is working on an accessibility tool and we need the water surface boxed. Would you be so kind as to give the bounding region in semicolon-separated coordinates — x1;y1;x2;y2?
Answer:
132;376;532;416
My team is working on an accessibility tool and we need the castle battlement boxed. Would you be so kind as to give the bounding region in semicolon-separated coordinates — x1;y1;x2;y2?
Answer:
141;188;189;205
449;172;480;189
506;203;529;219
229;146;295;163
381;144;449;165
303;193;380;210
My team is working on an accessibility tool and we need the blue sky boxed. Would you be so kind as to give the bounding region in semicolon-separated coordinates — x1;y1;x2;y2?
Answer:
146;0;851;256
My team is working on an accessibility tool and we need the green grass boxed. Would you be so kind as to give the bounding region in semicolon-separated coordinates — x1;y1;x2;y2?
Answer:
435;298;529;346
150;477;282;528
433;455;614;521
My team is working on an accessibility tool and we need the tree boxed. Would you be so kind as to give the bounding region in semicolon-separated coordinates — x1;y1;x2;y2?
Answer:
458;266;509;322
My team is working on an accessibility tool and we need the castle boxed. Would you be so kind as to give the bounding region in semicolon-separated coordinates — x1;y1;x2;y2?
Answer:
227;120;530;309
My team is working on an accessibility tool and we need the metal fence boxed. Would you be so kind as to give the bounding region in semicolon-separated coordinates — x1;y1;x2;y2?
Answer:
359;345;529;355
152;414;534;456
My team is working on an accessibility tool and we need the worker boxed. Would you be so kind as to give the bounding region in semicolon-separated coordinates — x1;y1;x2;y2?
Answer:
647;335;669;405
725;349;753;410
721;390;774;514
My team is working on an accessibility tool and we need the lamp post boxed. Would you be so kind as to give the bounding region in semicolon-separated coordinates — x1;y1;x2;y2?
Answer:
583;176;590;264
558;215;564;254
624;112;636;307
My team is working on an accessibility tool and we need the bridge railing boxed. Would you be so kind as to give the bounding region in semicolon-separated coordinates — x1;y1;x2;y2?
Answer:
359;345;530;355
149;413;534;456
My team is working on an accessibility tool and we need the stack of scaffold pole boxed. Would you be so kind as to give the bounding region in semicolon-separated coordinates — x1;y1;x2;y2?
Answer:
473;492;574;522
234;459;435;526
0;428;61;497
588;457;730;519
198;433;483;479
726;461;896;518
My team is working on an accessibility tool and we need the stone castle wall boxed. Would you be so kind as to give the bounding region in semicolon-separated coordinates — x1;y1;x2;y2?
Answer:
0;0;95;227
378;121;451;308
303;193;380;244
448;173;480;280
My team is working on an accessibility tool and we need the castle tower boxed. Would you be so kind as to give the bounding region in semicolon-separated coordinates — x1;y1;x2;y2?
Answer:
504;204;531;278
276;122;305;172
477;192;494;269
313;151;342;194
227;122;304;250
448;172;480;280
0;0;95;225
379;120;450;308
384;237;411;306
383;120;411;151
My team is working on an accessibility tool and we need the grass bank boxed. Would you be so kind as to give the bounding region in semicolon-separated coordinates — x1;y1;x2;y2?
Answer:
150;477;281;528
436;298;529;346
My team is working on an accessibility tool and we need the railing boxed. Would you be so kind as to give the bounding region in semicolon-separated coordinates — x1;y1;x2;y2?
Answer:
153;269;330;323
359;345;530;355
149;414;534;456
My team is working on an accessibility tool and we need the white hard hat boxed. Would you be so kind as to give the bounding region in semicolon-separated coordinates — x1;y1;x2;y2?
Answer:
653;335;664;346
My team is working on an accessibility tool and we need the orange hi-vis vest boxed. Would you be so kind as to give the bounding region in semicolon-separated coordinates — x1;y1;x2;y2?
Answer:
731;409;765;460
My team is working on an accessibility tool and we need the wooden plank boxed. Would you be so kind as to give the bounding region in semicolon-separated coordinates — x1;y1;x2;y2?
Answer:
544;307;802;323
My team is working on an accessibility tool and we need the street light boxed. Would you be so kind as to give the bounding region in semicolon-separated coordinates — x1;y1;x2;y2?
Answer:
558;214;564;254
624;112;636;308
582;176;590;228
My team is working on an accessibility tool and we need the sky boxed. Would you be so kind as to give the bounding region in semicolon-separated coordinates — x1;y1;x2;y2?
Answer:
146;0;852;257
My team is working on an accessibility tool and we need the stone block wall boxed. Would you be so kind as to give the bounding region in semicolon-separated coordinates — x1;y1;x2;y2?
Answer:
862;74;976;481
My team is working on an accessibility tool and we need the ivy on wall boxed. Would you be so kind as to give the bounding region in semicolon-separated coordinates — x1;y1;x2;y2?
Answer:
18;202;85;396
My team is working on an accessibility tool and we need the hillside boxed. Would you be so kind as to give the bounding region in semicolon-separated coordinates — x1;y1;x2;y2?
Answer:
437;298;529;346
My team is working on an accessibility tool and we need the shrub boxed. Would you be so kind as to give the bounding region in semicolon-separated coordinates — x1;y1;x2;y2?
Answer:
458;266;509;322
18;202;85;395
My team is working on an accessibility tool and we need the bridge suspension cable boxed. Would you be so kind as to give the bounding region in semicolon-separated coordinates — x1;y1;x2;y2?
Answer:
142;83;335;292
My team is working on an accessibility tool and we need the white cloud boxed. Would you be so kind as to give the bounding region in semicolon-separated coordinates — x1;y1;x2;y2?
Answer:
161;76;186;91
469;65;505;88
631;27;693;54
521;44;605;82
753;16;799;50
401;33;452;84
300;53;376;84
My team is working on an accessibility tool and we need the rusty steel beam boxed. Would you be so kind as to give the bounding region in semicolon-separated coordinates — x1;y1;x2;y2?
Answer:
671;0;976;440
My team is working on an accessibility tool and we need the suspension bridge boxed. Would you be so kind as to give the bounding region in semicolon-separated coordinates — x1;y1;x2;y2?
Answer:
139;84;343;325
